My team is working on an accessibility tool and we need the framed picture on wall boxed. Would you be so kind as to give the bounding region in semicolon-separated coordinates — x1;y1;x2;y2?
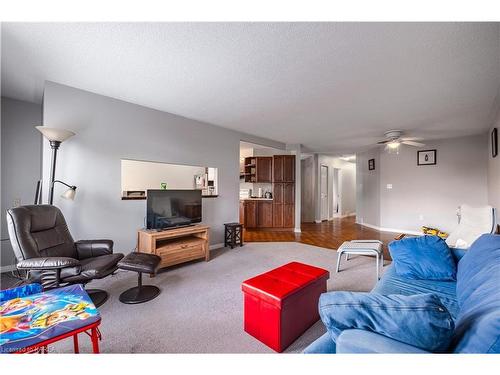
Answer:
368;158;375;170
492;127;498;158
417;150;437;166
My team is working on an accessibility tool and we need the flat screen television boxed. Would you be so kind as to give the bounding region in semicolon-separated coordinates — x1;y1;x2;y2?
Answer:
146;189;202;230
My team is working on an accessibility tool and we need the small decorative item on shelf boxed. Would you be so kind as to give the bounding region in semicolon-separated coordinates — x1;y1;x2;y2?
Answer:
160;182;167;190
194;174;206;189
124;190;146;199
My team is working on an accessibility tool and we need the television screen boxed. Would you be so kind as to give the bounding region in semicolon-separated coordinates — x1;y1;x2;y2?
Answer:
146;190;202;230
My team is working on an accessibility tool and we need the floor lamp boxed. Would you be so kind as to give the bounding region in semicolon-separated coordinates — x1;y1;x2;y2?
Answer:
36;126;77;205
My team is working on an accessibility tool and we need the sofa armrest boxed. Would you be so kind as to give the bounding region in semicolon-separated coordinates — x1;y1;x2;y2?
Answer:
17;257;80;270
75;239;114;259
336;329;430;354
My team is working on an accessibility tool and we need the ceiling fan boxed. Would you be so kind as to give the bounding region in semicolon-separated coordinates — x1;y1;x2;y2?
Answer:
377;130;425;154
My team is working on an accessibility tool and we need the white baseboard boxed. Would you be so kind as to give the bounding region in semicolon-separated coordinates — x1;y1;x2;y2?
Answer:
329;212;356;220
314;220;322;224
357;222;421;236
0;264;17;273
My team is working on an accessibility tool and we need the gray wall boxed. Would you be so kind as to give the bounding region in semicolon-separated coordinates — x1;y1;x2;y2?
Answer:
42;82;285;253
488;119;500;213
357;134;489;233
356;149;381;227
380;135;488;232
1;97;42;269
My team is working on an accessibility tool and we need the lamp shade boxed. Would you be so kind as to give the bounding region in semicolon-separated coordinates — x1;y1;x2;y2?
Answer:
36;126;75;143
61;187;77;200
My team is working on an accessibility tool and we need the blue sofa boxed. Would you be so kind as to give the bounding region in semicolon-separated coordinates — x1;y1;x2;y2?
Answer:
304;234;500;353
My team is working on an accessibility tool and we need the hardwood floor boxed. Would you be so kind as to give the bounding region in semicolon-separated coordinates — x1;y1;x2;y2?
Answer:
243;216;400;259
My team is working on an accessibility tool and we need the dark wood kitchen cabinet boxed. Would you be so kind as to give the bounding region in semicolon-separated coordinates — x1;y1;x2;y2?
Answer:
272;182;295;228
257;201;273;227
239;201;245;224
273;155;295;183
241;155;296;229
244;156;272;183
256;157;272;183
283;204;295;228
283;183;295;204
241;200;273;228
242;200;257;228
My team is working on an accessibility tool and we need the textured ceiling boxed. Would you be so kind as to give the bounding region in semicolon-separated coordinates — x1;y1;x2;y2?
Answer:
2;22;500;153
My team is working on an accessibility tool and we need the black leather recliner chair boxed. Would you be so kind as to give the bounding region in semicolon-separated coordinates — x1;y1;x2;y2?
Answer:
6;204;124;306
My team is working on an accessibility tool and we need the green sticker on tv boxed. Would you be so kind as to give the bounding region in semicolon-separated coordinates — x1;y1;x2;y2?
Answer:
160;183;167;190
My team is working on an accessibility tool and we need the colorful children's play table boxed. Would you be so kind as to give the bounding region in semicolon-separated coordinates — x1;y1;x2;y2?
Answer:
0;283;101;353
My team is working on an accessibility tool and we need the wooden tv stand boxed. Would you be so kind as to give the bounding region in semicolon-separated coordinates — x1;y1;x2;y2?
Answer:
137;225;210;270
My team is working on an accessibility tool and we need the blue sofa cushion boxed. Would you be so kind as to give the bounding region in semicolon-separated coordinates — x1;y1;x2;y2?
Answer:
372;265;459;319
452;234;500;353
388;235;456;280
318;291;455;352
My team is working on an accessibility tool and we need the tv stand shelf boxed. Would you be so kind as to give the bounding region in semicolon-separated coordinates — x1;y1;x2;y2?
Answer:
137;225;210;270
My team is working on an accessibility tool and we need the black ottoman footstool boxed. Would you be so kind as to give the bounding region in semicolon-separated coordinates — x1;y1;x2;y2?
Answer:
117;252;162;304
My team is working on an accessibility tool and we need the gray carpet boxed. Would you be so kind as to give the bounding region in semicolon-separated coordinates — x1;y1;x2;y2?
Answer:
2;242;388;353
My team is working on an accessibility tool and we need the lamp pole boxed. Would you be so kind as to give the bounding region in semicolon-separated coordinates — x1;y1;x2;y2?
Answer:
48;140;61;205
35;126;76;205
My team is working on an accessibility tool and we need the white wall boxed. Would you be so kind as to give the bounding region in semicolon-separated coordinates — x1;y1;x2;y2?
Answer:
42;82;285;251
1;97;42;269
357;134;489;233
121;159;206;192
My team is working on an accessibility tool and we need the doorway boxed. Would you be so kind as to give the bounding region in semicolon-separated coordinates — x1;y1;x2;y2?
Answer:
332;168;340;217
320;165;328;221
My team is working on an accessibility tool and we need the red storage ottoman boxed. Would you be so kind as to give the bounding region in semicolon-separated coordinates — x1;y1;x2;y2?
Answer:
242;262;330;352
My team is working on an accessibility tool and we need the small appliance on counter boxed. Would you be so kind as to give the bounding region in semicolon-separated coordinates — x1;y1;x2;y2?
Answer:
240;189;252;199
264;191;273;199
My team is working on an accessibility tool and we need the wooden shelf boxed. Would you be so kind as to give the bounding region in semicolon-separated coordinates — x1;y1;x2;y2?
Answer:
156;236;205;252
137;225;210;269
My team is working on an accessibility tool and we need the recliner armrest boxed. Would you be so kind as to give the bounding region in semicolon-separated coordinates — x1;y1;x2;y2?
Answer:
75;239;114;259
17;257;81;270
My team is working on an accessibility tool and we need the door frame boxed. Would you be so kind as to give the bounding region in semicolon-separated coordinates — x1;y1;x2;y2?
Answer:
320;164;329;221
331;168;341;219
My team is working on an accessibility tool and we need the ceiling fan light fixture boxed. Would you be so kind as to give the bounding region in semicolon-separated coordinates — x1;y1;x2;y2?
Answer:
385;141;400;154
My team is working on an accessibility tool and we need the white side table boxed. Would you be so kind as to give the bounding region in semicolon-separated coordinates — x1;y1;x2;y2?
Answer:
336;240;384;281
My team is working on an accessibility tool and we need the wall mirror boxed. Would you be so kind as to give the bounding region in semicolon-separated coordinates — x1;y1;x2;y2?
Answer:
121;159;218;199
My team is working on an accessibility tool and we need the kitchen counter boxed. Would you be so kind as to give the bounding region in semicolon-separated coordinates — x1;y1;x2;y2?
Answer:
240;197;273;201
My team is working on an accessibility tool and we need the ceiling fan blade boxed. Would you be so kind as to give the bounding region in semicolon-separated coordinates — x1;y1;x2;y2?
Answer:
401;137;424;142
402;140;425;147
377;140;391;144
